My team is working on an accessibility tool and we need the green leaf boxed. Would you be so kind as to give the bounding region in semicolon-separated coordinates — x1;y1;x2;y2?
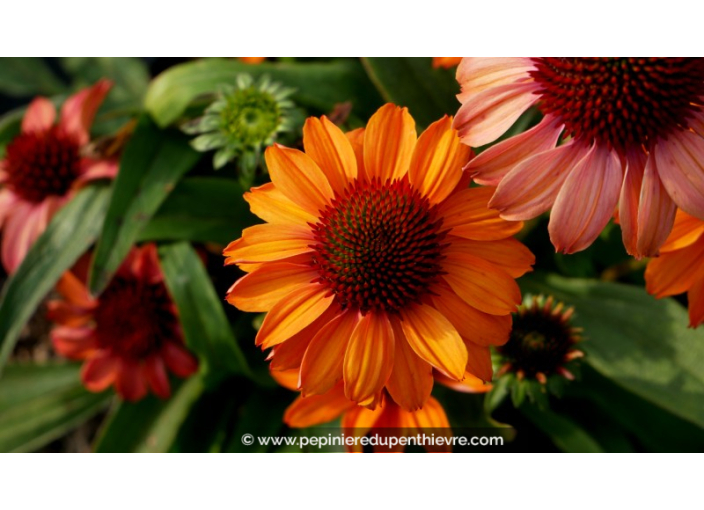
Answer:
159;242;251;381
138;177;253;245
88;116;201;295
0;362;110;452
521;272;704;428
361;57;460;127
521;403;604;452
93;375;204;453
0;185;110;373
145;58;383;127
0;58;66;97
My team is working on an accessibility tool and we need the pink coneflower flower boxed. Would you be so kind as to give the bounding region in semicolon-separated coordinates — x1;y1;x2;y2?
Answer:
0;80;116;272
454;58;704;257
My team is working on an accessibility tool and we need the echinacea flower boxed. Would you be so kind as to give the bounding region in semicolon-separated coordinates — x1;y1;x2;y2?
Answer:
454;57;704;257
271;369;454;453
183;74;295;183
224;104;535;411
433;57;462;69
0;80;117;272
48;244;198;402
645;210;704;328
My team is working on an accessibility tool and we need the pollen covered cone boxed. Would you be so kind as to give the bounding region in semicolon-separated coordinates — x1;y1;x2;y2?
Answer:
224;104;534;412
645;210;704;328
0;80;118;273
48;245;198;402
454;57;704;257
272;369;472;453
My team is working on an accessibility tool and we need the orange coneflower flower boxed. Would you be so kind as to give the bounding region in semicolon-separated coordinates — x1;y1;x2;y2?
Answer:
0;80;117;272
224;104;534;411
239;57;267;64
48;245;198;401
433;57;462;69
453;57;704;257
645;210;704;328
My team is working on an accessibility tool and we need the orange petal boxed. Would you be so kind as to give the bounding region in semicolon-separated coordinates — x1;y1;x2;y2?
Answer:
645;239;704;298
445;237;534;278
303;116;357;194
465;342;494;382
284;385;355;428
51;326;97;359
256;284;335;349
660;210;704;253
56;271;97;308
244;183;317;226
300;308;361;396
399;395;450;429
21;97;56;133
46;300;93;328
269;368;299;390
265;144;334;216
399;303;467;380
59;79;112;146
363;104;417;182
435;370;492;393
431;283;512;346
688;277;704;328
223;224;313;265
345;127;366;181
226;262;318;312
408;115;472;204
81;352;118;392
385;317;433;412
439;187;524;241
343;312;395;406
442;252;522;315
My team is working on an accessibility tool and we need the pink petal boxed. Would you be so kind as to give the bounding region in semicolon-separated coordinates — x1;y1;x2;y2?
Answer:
655;130;704;220
465;114;563;186
453;81;540;148
618;149;646;257
1;200;49;273
21;97;56;133
456;57;535;103
75;158;119;186
0;189;18;226
549;144;623;254
59;79;112;146
490;140;591;221
635;152;677;257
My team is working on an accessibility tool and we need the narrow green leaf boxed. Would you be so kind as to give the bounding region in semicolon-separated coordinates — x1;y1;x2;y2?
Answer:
0;185;110;373
159;242;251;381
0;58;66;97
145;58;383;127
138;177;253;245
361;57;460;128
521;404;604;453
0;363;110;452
93;375;204;453
521;272;704;428
88;116;201;295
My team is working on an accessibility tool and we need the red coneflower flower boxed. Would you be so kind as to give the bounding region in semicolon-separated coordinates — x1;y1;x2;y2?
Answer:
0;80;118;272
224;104;534;411
48;245;198;401
645;210;704;328
454;58;704;257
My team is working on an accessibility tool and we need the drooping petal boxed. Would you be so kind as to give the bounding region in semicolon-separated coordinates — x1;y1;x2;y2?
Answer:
465;114;563;186
431;283;512;346
21;97;56;133
688;277;704;328
456;57;536;102
437;187;523;241
660;211;704;253
435;370;492;394
1;199;51;273
454;81;540;148
55;271;97;308
161;342;198;377
549;144;623;254
75;158;119;185
385;317;433;412
654;130;704;220
645;240;704;297
59;79;112;146
222;224;314;265
408;115;472;204
300;308;360;396
343;312;395;406
303;116;357;194
144;355;171;399
226;262;319;312
442;252;522;315
400;395;450;429
399;303;467;380
265;144;334;216
132;243;162;284
244;183;318;226
284;386;355;428
490;141;591;221
635;152;677;257
619;149;647;257
81;352;119;392
464;342;494;382
46;300;93;327
363;104;417;182
51;326;97;359
345;127;366;180
269;368;299;390
256;284;335;349
445;237;535;278
0;189;18;226
115;358;148;402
